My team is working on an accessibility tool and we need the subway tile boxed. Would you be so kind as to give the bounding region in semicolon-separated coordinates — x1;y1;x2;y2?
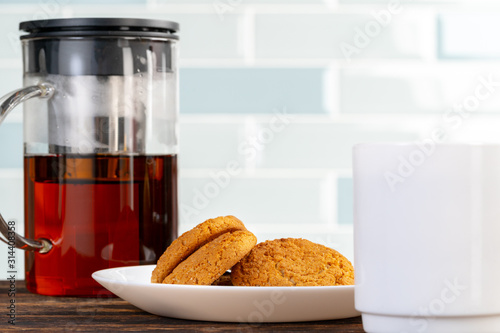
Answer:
179;173;353;260
439;13;500;59
162;13;242;59
179;117;420;169
340;64;500;114
243;0;325;2
179;122;242;169
155;0;323;3
256;122;419;169
0;123;23;168
0;12;26;59
339;0;456;3
179;118;419;169
178;174;335;229
180;68;324;114
440;114;500;144
70;0;146;3
437;66;500;113
255;12;434;60
0;67;22;98
337;177;353;225
70;8;243;59
1;0;144;2
141;13;243;59
0;3;78;58
340;65;446;114
340;65;443;114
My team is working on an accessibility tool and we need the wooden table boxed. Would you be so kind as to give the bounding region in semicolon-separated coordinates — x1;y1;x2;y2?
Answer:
0;281;364;332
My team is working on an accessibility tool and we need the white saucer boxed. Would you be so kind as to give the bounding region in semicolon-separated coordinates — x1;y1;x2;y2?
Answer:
92;265;360;323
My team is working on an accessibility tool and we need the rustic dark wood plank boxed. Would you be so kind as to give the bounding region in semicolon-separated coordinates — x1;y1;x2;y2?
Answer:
0;281;364;332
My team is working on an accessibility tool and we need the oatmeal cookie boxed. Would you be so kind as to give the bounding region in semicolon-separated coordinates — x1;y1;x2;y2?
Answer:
230;238;354;286
151;215;246;283
163;230;257;285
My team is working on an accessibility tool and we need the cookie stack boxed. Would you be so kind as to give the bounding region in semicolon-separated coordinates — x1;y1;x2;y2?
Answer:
151;216;255;285
151;216;354;286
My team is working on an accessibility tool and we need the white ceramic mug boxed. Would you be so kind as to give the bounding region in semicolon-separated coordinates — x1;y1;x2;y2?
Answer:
353;143;500;333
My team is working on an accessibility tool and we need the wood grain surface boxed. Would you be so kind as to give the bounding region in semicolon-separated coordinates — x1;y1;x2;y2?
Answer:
0;281;364;332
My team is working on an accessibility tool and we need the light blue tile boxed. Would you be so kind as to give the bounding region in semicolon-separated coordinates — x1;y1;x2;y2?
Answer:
0;13;26;59
0;123;23;168
0;0;40;2
0;67;22;97
439;13;500;59
1;0;145;2
180;68;324;114
338;177;353;225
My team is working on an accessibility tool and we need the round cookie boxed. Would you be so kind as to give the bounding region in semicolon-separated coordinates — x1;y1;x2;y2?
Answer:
163;230;257;285
151;215;246;283
230;238;354;286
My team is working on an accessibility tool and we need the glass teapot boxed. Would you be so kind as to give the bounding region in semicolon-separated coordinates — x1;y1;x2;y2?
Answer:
0;18;179;296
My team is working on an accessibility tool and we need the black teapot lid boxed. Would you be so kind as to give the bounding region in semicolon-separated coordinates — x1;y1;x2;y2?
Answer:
20;17;179;40
19;18;178;76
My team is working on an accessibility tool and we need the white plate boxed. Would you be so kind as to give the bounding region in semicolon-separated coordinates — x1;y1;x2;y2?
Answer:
92;265;360;323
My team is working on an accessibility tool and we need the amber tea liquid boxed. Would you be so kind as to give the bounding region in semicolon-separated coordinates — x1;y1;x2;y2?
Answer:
24;154;178;296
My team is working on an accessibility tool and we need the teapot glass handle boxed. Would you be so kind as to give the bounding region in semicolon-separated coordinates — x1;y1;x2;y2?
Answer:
0;83;54;254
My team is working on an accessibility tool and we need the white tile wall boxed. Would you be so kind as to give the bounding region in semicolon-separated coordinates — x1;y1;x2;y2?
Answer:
339;0;461;3
340;63;445;114
340;62;500;114
179;116;421;169
180;121;243;169
153;0;324;3
178;170;355;260
179;174;335;229
254;121;420;169
255;11;435;60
